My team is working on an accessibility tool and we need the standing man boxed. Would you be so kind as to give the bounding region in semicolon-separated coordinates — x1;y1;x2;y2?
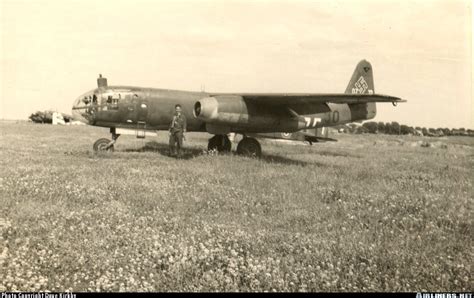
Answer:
169;104;187;158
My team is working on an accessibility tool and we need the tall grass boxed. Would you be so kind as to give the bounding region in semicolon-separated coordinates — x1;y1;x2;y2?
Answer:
0;122;471;291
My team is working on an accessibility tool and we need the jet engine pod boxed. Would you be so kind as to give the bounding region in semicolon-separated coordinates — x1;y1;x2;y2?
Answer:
194;95;301;132
194;97;218;120
194;95;247;124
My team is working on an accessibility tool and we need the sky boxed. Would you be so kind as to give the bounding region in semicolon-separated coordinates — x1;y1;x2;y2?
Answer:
1;0;472;129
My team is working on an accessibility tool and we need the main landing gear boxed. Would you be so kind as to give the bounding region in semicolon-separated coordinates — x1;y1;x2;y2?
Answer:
93;128;120;152
237;137;262;157
207;134;262;158
92;129;262;157
208;135;232;152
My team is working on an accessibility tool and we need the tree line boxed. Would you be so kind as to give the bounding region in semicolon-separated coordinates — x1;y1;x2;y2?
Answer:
344;121;473;137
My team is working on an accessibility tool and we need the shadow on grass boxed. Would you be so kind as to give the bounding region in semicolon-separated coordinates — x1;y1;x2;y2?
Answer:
315;150;361;158
124;141;203;160
115;141;334;166
122;141;328;166
260;154;327;167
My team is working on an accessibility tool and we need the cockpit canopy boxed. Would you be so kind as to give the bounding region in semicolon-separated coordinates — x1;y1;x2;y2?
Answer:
72;88;139;123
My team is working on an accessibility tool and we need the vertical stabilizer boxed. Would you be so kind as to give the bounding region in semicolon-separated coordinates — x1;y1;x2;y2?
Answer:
345;60;376;120
345;60;374;95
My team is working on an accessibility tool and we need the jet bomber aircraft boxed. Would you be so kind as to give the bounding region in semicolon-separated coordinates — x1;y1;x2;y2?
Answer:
72;60;405;157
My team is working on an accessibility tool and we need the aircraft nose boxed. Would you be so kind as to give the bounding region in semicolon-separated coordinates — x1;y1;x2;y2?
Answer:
72;108;88;124
71;97;88;123
72;91;96;124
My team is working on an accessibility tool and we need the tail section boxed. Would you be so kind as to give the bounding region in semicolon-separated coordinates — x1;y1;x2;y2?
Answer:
345;60;374;95
345;60;376;120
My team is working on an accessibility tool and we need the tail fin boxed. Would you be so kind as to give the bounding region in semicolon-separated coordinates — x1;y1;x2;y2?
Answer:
345;60;376;120
345;60;374;95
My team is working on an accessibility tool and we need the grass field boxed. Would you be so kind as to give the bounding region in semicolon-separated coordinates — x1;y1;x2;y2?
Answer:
0;121;472;292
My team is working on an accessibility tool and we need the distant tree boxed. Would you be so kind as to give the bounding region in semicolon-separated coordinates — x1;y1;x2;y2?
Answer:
29;111;45;123
377;122;386;134
415;126;421;131
28;110;58;124
383;122;392;134
362;121;378;134
355;126;368;134
400;125;411;135
390;121;401;135
458;128;467;136
442;128;451;136
435;128;445;136
422;127;428;135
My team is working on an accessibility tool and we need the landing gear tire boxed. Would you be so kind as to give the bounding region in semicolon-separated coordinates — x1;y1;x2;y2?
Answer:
208;135;232;153
93;138;114;152
237;137;261;158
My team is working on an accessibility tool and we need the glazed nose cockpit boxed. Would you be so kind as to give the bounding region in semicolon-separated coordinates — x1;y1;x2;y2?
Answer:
72;74;108;124
72;90;99;124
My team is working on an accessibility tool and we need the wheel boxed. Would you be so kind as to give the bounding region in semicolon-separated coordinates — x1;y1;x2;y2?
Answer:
93;138;114;152
208;135;231;152
237;137;261;157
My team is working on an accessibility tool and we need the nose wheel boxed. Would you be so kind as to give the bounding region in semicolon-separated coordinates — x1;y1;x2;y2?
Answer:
93;129;120;152
93;138;114;152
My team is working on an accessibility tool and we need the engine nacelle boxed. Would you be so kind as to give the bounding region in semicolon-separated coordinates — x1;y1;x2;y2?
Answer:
193;95;305;133
194;95;247;124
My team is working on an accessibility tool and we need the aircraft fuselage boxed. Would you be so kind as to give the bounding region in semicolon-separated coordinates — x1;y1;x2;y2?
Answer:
72;86;375;134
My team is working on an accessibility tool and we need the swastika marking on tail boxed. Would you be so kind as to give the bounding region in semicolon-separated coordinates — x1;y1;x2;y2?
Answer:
352;76;368;94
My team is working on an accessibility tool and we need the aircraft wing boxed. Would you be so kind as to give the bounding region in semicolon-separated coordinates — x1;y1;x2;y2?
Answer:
212;93;405;105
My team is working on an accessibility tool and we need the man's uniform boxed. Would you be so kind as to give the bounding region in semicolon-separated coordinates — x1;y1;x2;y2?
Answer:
169;112;187;157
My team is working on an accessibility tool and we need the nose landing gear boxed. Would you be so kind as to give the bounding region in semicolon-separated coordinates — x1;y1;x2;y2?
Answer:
93;138;114;152
93;128;120;152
